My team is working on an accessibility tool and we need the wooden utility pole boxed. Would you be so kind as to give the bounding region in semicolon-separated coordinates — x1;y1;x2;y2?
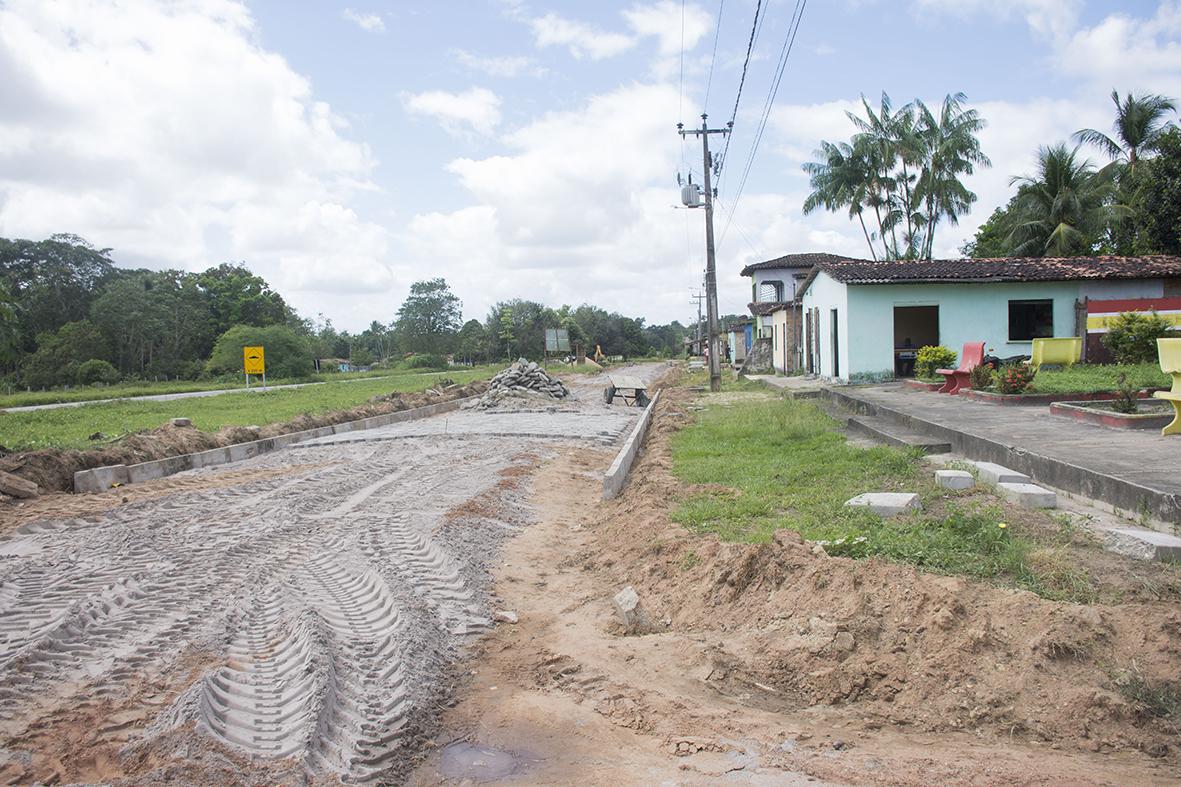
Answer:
679;114;730;392
690;290;705;354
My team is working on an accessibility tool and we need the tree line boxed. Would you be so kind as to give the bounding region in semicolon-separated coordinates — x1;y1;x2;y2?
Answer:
0;236;689;388
963;90;1179;258
802;89;1180;260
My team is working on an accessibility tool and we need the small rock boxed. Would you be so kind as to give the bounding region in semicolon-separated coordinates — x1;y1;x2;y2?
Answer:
833;632;855;652
773;529;804;547
492;610;519;624
88;432;106;441
833;740;847;751
170;417;192;427
612;585;650;633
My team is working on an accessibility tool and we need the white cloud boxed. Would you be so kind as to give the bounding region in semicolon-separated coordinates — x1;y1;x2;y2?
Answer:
0;0;397;321
402;87;502;137
623;1;712;55
342;8;385;33
529;13;636;60
403;83;702;322
1056;3;1181;93
910;0;1081;39
452;49;546;78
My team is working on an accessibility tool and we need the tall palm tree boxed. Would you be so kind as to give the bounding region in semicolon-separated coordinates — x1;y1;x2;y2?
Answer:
802;140;878;260
914;93;991;259
1073;90;1177;173
1006;143;1121;256
847;93;906;259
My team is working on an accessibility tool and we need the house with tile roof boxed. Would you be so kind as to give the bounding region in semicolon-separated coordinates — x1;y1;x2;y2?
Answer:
796;255;1181;382
740;253;845;373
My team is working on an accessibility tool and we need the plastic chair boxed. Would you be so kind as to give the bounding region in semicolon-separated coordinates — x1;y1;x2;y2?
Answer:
936;342;986;395
1152;337;1181;436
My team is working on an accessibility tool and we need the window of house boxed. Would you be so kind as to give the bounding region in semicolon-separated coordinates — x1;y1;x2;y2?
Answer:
758;281;784;302
1008;299;1054;341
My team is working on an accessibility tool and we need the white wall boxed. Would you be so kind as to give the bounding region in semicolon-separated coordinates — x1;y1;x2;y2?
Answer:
801;271;849;381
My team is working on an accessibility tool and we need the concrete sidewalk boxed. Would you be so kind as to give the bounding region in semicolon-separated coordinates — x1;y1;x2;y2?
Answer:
824;384;1181;531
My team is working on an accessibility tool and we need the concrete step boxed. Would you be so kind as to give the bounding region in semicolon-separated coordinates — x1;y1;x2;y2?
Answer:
845;415;951;454
1095;526;1181;562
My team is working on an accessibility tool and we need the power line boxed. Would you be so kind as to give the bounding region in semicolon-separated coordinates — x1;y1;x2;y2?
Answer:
678;0;686;124
715;0;764;181
702;0;725;113
719;0;808;248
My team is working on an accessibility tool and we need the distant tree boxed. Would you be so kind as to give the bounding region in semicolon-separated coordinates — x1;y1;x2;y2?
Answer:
455;319;487;364
1006;144;1122;256
960;197;1019;257
197;263;293;339
1074;90;1177;175
349;345;374;366
206;324;314;379
1133;127;1181;254
0;280;19;369
0;234;117;355
395;278;462;355
497;306;516;359
19;320;112;388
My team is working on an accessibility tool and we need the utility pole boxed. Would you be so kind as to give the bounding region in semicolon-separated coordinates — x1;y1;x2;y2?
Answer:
679;114;730;392
690;290;705;354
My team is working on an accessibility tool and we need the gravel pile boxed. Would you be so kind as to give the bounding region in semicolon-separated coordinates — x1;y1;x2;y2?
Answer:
469;359;569;410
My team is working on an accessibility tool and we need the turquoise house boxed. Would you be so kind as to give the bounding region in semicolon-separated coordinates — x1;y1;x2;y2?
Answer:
797;255;1181;383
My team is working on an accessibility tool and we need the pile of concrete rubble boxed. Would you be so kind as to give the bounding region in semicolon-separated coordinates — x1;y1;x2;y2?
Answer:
468;359;569;410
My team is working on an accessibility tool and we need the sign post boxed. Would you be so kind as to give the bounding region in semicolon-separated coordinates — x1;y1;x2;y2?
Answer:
243;346;266;389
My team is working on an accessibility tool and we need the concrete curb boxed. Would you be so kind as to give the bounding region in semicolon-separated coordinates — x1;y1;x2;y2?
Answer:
602;390;661;500
820;387;1181;531
73;395;481;493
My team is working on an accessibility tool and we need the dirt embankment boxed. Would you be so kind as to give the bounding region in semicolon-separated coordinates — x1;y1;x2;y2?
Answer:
417;381;1180;785
598;387;1181;762
0;381;488;493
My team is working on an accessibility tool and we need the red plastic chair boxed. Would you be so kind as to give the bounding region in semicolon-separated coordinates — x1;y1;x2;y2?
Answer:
936;342;986;394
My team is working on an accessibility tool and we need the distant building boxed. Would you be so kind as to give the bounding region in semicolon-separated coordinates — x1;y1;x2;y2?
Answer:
797;254;1181;383
741;253;844;373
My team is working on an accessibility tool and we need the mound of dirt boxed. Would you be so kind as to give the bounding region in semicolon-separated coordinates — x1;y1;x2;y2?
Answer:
0;380;488;493
587;386;1181;763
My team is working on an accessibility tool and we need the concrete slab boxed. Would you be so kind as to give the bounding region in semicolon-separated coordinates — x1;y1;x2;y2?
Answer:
970;461;1031;485
819;384;1181;531
73;464;129;493
1099;527;1181;562
997;482;1057;509
845;492;921;517
935;469;974;490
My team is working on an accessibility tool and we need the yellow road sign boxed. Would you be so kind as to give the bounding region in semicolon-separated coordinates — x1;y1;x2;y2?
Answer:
243;346;265;375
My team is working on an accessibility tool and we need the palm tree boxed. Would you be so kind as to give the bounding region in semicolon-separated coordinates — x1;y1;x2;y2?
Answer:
847;93;907;258
802;140;878;260
914;93;991;259
1073;90;1177;173
1006;143;1121;256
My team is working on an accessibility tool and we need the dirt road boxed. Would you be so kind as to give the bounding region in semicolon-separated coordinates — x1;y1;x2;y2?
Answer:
0;365;658;784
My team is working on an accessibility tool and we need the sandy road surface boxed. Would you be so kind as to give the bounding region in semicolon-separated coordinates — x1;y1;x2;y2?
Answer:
0;365;660;784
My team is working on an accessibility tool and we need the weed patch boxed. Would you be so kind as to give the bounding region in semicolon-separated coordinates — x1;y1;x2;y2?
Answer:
669;397;1095;600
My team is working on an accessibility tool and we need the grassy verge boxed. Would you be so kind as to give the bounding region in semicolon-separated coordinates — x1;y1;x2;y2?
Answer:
0;366;472;408
0;367;496;451
1031;363;1170;394
669;395;1095;601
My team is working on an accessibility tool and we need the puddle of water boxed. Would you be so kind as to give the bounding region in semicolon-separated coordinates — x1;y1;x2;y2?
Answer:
439;742;529;782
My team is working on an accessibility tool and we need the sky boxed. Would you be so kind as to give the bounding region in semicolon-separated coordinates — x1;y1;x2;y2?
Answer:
1;0;1179;330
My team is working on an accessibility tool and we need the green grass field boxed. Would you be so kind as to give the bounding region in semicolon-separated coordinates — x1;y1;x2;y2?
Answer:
669;395;1095;601
0;367;497;451
0;367;433;409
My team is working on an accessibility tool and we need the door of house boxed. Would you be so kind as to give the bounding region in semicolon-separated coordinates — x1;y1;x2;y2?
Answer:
804;311;813;373
830;308;840;378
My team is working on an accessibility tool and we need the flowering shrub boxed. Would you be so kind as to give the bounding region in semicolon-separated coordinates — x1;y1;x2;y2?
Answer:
996;362;1035;394
969;362;994;390
915;345;957;378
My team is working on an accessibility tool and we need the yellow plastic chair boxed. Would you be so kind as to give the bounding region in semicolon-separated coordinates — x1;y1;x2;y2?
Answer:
1029;337;1082;371
1153;337;1181;436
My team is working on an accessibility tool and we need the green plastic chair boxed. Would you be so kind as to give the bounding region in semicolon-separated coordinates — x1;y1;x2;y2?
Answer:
1153;337;1181;436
